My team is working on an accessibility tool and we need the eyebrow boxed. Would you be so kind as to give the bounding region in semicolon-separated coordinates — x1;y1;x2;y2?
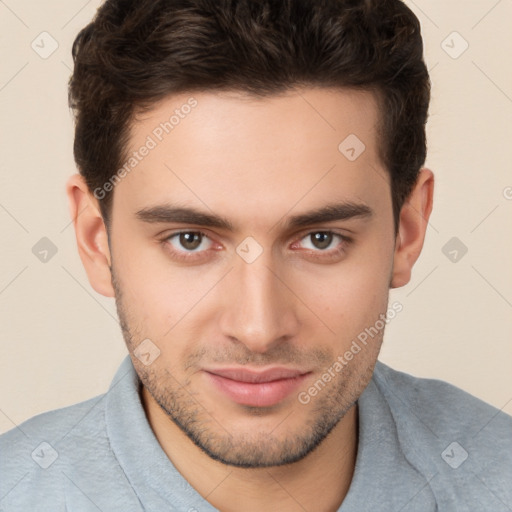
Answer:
135;201;373;232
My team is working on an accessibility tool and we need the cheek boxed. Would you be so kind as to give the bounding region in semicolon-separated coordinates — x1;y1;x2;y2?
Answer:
111;247;176;343
113;251;222;360
291;246;392;339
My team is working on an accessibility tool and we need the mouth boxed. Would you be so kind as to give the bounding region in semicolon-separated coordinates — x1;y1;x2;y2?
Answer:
203;367;311;407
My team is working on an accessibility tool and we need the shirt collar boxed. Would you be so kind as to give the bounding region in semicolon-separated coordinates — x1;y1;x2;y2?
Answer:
105;355;218;512
106;356;434;511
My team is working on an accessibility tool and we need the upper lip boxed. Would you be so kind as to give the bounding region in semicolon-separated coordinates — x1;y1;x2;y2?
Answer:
204;367;310;383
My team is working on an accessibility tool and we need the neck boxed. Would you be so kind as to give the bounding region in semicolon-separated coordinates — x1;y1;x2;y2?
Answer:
141;386;358;512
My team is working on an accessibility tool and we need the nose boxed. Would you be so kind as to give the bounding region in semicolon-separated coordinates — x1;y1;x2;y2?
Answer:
218;252;300;354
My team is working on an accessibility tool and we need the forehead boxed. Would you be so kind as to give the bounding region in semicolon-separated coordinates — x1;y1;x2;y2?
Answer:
113;87;388;227
129;86;380;156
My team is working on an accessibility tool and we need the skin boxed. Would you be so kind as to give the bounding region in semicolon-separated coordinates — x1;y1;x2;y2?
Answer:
66;87;434;512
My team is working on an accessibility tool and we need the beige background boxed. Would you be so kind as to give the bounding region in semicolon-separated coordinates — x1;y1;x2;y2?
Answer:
0;0;511;432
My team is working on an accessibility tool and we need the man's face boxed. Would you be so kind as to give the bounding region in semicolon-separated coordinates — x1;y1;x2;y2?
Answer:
109;87;396;467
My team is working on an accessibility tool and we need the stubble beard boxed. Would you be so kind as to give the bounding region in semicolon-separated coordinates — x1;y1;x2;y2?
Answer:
110;263;380;468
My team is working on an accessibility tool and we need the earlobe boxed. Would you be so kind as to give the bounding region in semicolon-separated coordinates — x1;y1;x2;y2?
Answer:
391;168;434;289
65;174;115;298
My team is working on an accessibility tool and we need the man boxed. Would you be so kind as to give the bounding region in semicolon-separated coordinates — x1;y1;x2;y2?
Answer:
1;0;511;510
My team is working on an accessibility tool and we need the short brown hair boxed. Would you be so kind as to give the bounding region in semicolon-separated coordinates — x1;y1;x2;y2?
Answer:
69;0;430;231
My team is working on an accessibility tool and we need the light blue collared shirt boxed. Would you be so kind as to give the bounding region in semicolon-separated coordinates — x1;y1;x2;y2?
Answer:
1;355;511;511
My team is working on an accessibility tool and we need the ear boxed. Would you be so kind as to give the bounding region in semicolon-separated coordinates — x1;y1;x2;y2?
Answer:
65;173;115;297
391;168;434;288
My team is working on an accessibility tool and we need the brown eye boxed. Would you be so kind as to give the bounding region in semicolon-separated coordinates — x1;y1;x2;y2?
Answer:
309;232;334;250
165;231;212;253
179;232;203;251
162;230;220;263
292;231;351;260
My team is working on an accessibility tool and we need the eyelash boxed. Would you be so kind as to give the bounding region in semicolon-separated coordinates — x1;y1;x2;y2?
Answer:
160;230;352;263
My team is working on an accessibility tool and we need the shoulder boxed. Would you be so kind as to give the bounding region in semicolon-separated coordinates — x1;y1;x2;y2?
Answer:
0;394;107;510
371;361;512;509
0;392;106;453
373;360;512;440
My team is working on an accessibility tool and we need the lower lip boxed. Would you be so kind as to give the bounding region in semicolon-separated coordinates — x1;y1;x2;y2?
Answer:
205;372;310;407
